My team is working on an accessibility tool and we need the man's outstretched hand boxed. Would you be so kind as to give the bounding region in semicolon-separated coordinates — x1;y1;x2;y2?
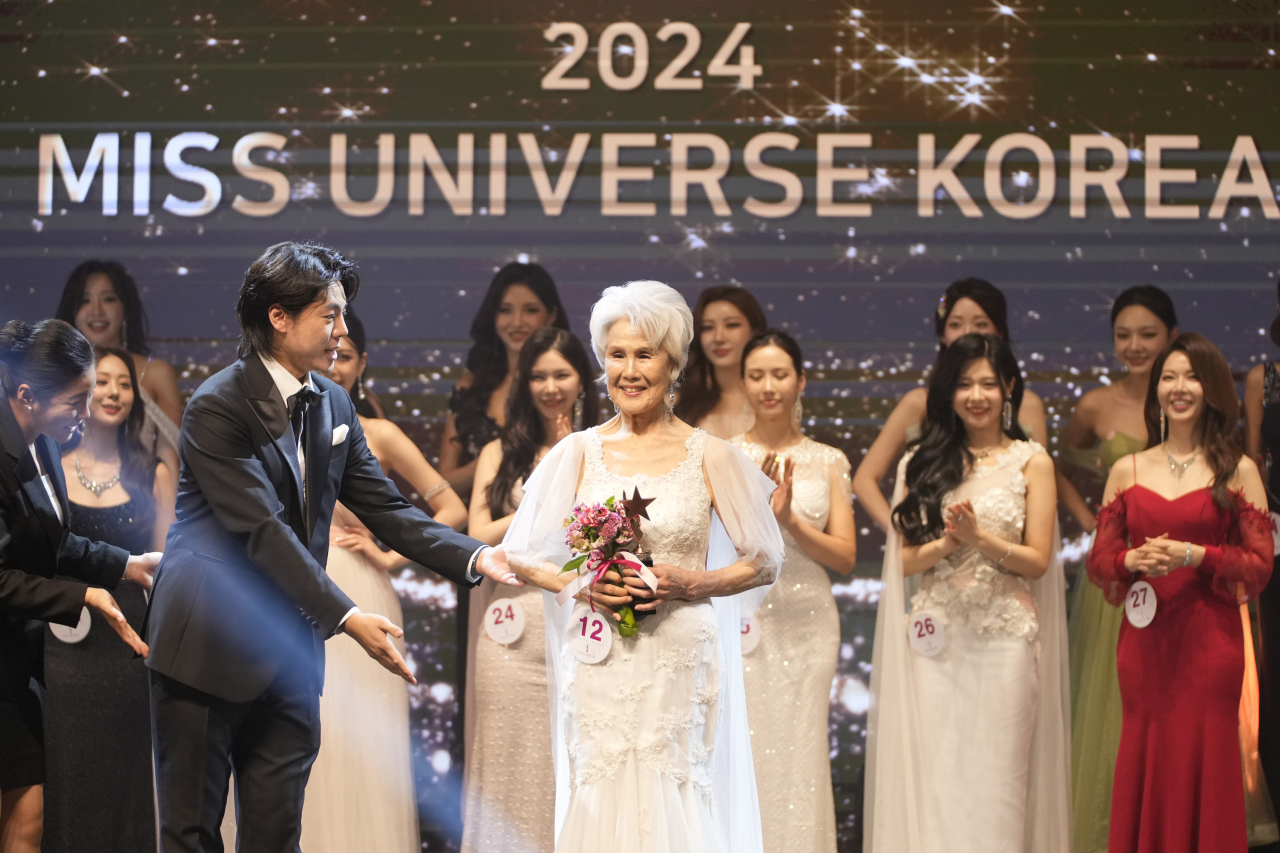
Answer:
343;612;416;684
124;552;162;590
476;546;523;586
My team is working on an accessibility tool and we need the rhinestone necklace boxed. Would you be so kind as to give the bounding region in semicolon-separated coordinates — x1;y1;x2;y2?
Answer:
1164;444;1199;481
75;456;121;498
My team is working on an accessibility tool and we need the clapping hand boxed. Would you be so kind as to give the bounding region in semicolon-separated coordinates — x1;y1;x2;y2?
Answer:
944;500;981;547
761;455;795;527
550;413;574;446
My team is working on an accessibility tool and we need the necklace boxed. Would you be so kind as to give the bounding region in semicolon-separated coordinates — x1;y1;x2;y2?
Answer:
1165;444;1198;480
75;456;121;498
970;443;1006;460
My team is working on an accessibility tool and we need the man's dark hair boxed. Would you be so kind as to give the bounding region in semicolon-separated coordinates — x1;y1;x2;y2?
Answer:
235;242;360;358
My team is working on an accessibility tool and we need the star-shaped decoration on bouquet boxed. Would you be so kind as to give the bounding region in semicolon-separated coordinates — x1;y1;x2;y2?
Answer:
620;487;655;523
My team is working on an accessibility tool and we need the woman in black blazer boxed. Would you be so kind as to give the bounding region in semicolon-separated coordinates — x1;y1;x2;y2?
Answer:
0;319;157;853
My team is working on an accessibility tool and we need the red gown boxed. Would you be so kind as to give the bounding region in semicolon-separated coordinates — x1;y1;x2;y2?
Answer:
1088;484;1274;853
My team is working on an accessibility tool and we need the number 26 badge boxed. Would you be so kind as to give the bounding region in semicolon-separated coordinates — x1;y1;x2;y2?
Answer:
908;612;946;657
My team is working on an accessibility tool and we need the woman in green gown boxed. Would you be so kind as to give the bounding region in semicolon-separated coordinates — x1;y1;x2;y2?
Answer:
1058;286;1176;853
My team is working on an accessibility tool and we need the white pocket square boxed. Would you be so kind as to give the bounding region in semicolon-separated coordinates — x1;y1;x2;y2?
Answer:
331;424;349;446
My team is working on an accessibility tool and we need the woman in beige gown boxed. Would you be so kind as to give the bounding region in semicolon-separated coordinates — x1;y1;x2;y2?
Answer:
462;327;597;853
730;330;857;853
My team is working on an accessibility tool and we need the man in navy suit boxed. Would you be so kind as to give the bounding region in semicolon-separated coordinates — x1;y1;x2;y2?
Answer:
145;242;521;853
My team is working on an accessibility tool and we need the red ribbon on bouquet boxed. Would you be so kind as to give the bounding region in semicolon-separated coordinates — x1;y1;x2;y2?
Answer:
555;551;651;609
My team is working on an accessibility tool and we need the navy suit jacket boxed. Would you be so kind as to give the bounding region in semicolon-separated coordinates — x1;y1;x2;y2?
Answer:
145;355;481;703
0;399;128;708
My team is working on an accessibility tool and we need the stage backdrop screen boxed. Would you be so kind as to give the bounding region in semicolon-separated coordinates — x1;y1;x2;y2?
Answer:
2;1;1276;849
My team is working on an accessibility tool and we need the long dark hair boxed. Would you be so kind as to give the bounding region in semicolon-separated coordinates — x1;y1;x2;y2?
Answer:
1269;276;1280;348
935;278;1010;356
55;260;153;356
487;327;597;515
893;333;1027;545
63;346;158;508
340;309;380;420
236;242;361;358
1143;332;1241;511
674;285;768;425
0;319;96;400
455;262;570;430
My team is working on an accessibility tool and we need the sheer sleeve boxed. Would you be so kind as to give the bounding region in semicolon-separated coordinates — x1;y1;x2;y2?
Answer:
828;445;854;506
1198;496;1275;605
500;431;586;577
1087;490;1133;606
702;437;785;584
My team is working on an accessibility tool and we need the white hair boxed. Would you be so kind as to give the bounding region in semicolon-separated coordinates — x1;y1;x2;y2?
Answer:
589;280;694;382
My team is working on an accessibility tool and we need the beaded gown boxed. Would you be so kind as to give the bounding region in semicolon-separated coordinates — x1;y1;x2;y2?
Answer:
43;497;156;853
462;478;557;853
1088;474;1274;853
731;435;846;853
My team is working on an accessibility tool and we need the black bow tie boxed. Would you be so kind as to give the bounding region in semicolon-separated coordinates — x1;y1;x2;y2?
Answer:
289;386;323;416
288;387;323;438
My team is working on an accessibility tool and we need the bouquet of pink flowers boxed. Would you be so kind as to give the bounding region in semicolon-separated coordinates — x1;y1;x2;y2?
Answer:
559;495;645;637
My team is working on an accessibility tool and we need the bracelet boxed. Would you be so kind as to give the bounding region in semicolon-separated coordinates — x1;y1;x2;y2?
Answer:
996;542;1014;566
422;481;453;501
1182;542;1193;568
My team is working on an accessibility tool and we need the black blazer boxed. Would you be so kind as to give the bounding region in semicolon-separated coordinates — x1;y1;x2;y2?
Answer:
0;399;129;710
145;355;482;703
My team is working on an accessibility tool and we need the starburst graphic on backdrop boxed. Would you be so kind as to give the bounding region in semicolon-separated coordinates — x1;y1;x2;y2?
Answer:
731;3;1029;128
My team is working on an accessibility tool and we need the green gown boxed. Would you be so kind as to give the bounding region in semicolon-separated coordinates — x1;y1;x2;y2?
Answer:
1065;432;1146;853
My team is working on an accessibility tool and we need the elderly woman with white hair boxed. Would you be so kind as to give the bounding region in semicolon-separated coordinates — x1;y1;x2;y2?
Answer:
501;281;784;853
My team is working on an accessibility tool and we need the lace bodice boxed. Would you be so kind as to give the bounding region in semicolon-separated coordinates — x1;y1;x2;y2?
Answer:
731;435;851;538
580;428;713;574
910;440;1044;642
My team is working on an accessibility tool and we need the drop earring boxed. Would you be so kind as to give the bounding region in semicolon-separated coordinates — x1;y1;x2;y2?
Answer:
1160;408;1167;441
120;318;128;348
357;372;367;400
794;393;804;429
1001;398;1013;431
573;390;585;431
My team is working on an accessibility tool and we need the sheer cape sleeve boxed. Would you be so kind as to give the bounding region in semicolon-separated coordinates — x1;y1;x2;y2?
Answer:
1199;495;1275;605
702;436;785;584
1087;492;1133;607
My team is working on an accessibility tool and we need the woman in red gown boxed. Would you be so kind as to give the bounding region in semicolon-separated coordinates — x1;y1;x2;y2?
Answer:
1089;332;1273;853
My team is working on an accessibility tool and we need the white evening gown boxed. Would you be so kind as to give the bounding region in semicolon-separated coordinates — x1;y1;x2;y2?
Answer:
461;479;557;853
731;435;846;853
219;503;419;853
502;426;784;853
865;441;1071;853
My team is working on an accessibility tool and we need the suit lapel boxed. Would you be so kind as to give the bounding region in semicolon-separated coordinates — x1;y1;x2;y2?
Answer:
39;438;72;525
17;440;66;547
240;358;305;516
303;388;332;539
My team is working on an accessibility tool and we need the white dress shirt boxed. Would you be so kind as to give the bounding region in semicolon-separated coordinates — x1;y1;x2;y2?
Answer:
28;442;64;526
257;354;483;635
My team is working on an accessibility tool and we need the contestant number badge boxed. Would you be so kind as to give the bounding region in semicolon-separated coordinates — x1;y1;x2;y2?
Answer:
485;599;526;645
50;606;91;644
908;612;945;657
571;610;613;664
740;615;761;654
1125;580;1157;628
